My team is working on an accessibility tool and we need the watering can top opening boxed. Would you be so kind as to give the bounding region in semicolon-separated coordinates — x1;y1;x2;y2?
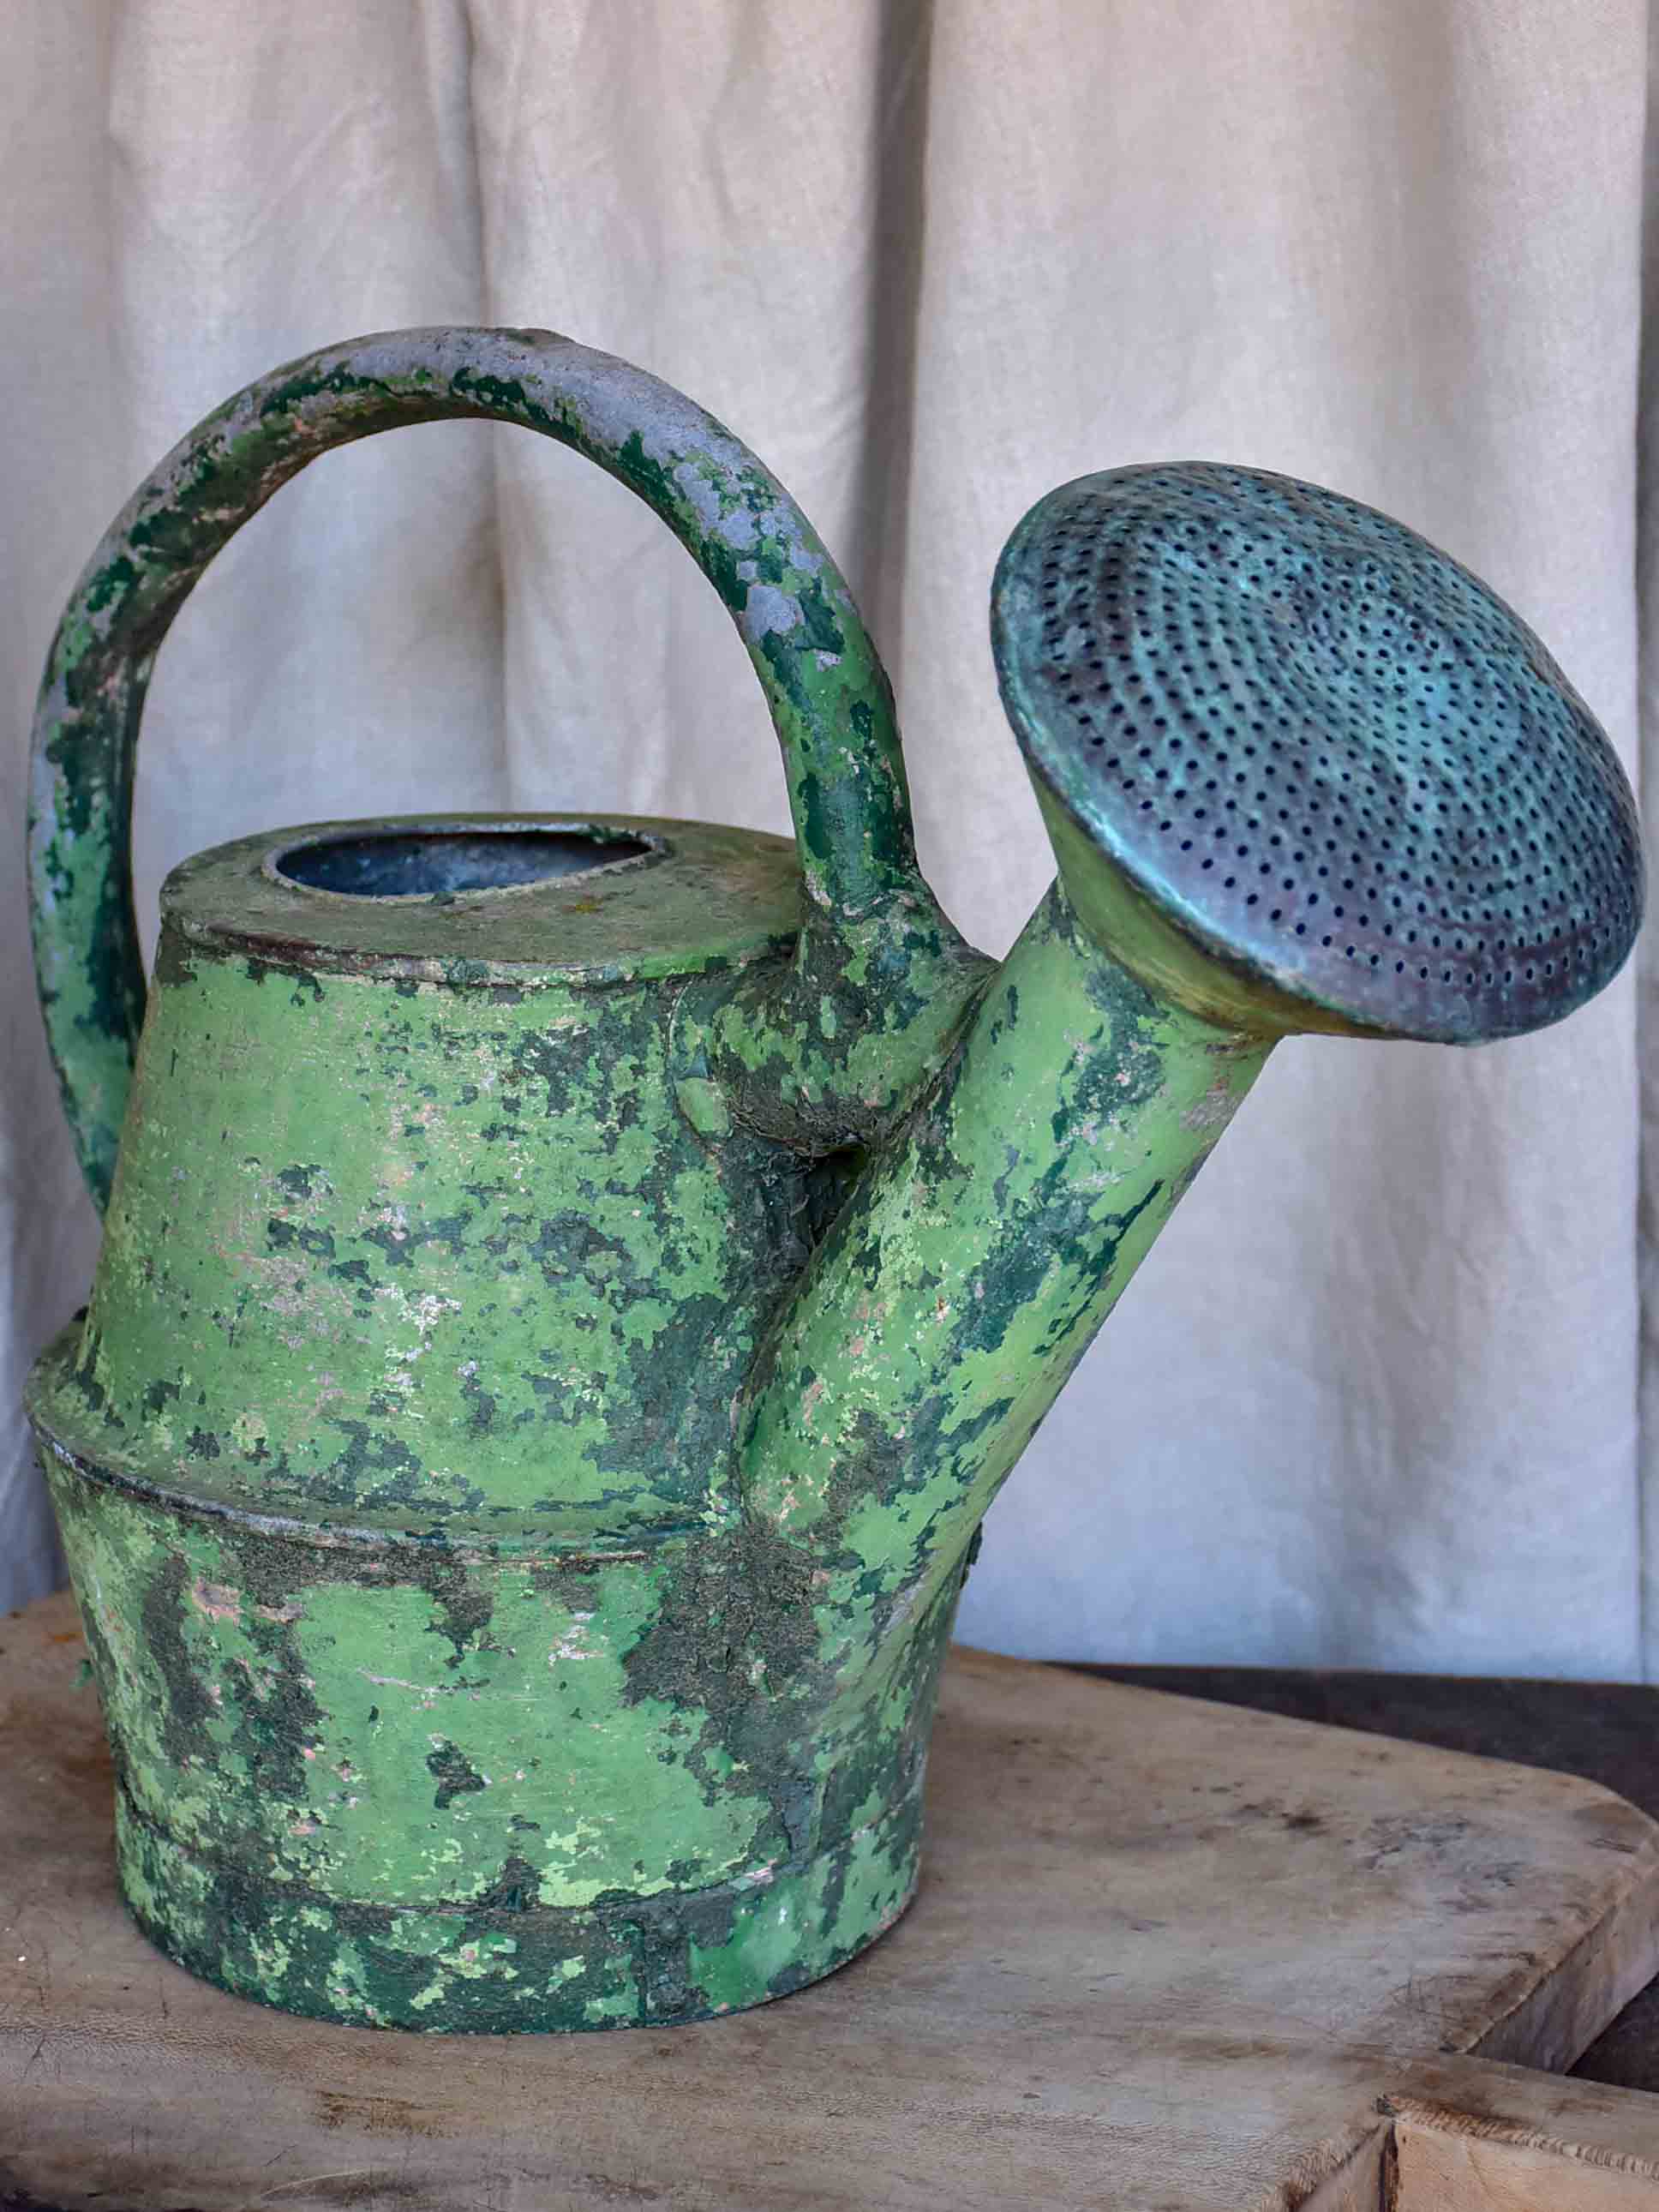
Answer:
993;462;1645;1045
163;813;802;987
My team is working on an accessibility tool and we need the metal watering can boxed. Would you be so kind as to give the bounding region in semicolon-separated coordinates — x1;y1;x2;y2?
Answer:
26;328;1644;2034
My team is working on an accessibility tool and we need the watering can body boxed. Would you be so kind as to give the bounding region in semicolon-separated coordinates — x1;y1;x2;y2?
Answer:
31;812;926;2029
25;328;1644;2032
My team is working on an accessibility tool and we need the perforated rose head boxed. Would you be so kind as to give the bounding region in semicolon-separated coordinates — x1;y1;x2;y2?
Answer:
993;463;1644;1041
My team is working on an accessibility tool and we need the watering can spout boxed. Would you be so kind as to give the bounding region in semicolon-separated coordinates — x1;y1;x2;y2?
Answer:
737;462;1645;1665
735;872;1273;1612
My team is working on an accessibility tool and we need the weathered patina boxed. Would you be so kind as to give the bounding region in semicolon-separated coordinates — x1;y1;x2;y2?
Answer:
25;329;1644;2030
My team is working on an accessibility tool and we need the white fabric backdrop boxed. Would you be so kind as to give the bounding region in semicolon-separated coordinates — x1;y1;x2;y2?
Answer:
3;0;1651;1675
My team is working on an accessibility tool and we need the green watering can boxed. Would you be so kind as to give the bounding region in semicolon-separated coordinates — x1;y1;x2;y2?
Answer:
25;328;1644;2032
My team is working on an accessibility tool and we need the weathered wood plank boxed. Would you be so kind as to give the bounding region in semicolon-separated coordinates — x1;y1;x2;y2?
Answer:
1386;2058;1659;2208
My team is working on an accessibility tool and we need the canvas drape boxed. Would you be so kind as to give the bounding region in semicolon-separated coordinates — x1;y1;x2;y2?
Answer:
3;0;1650;1675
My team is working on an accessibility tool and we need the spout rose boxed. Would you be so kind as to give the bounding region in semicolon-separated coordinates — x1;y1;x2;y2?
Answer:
993;463;1643;1041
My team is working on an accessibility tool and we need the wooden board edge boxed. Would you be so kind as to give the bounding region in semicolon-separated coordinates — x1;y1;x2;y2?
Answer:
1261;2121;1391;2212
1381;2055;1659;2209
1247;2055;1659;2212
1469;1815;1659;2072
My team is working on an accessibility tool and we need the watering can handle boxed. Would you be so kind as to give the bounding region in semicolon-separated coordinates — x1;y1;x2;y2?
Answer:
28;327;928;1214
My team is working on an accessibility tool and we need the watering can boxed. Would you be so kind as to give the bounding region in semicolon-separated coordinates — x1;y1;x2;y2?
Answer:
25;328;1644;2033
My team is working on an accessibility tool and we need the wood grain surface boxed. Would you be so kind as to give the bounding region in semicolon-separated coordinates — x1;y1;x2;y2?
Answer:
5;1591;1659;2209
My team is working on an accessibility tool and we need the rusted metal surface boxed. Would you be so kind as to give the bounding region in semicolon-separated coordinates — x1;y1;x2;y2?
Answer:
22;329;1646;2031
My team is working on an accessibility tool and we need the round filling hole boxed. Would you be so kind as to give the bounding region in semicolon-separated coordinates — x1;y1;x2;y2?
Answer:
276;827;655;898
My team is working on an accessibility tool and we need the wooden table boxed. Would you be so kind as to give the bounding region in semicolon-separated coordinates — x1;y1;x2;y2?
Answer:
7;1589;1659;2209
1091;1658;1659;2095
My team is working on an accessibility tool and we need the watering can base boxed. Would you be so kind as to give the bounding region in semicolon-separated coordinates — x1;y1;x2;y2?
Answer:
111;1785;924;2034
32;1336;955;2035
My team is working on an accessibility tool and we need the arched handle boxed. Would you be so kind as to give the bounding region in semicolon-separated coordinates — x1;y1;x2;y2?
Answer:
28;327;930;1212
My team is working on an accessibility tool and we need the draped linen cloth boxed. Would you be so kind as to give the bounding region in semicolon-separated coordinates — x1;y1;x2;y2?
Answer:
1;0;1651;1675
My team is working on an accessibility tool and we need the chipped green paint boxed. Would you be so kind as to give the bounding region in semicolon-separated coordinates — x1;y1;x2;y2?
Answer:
28;328;981;1211
60;818;823;1543
739;884;1271;1615
25;333;1644;2031
39;1443;946;2027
